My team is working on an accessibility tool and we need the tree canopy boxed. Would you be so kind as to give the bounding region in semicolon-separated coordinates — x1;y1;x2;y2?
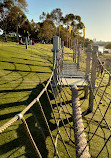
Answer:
0;2;88;45
38;20;56;42
105;43;111;49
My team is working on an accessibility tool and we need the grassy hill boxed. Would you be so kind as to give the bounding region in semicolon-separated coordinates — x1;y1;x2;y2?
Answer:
0;42;53;157
0;41;111;158
0;41;74;158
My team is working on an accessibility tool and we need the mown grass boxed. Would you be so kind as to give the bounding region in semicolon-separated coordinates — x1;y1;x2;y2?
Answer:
0;41;74;158
99;53;111;72
0;41;54;158
0;40;111;158
79;52;111;158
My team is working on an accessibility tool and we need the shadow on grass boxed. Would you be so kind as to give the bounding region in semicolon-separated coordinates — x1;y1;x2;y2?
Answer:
0;77;74;157
0;54;53;157
83;116;110;158
0;81;50;157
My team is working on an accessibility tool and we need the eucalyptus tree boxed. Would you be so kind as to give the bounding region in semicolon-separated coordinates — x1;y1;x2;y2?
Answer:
30;19;40;39
105;43;111;49
0;0;27;32
63;13;84;37
40;8;62;26
38;20;56;43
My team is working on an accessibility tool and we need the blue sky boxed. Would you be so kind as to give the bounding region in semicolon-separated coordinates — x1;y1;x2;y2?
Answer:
25;0;111;41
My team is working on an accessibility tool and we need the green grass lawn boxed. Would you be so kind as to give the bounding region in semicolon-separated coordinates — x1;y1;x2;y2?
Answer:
0;41;54;158
0;41;111;158
0;41;75;158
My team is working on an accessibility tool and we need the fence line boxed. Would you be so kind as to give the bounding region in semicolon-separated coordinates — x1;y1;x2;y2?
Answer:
0;37;111;157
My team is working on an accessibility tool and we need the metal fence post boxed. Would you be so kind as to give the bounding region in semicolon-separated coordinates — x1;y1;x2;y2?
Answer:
89;45;98;112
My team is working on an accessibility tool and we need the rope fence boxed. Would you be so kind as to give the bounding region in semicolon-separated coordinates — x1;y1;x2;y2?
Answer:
0;36;111;157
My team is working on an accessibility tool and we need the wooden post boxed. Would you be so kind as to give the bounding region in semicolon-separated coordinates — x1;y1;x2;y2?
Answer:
52;36;60;97
61;41;64;73
84;44;92;99
72;85;90;158
26;37;28;49
73;40;76;62
75;39;78;63
77;44;80;68
59;38;61;49
85;44;92;80
52;36;60;63
108;74;111;86
89;45;98;112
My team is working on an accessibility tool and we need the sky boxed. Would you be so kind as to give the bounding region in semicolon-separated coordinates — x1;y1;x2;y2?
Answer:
25;0;111;42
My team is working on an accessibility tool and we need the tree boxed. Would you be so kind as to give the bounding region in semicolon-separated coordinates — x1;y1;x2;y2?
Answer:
38;20;56;43
30;19;40;39
50;8;63;26
63;13;84;36
39;11;47;21
105;43;111;49
0;0;27;31
40;8;63;27
39;9;84;39
5;6;26;32
21;19;31;33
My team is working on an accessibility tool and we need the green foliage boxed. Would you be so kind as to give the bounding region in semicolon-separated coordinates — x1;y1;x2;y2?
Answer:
84;38;93;47
38;8;85;45
105;42;111;49
0;41;53;158
62;13;85;35
0;0;27;32
0;3;87;46
0;41;74;158
38;20;56;42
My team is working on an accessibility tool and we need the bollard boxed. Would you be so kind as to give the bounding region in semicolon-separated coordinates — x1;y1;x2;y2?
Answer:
89;45;98;112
